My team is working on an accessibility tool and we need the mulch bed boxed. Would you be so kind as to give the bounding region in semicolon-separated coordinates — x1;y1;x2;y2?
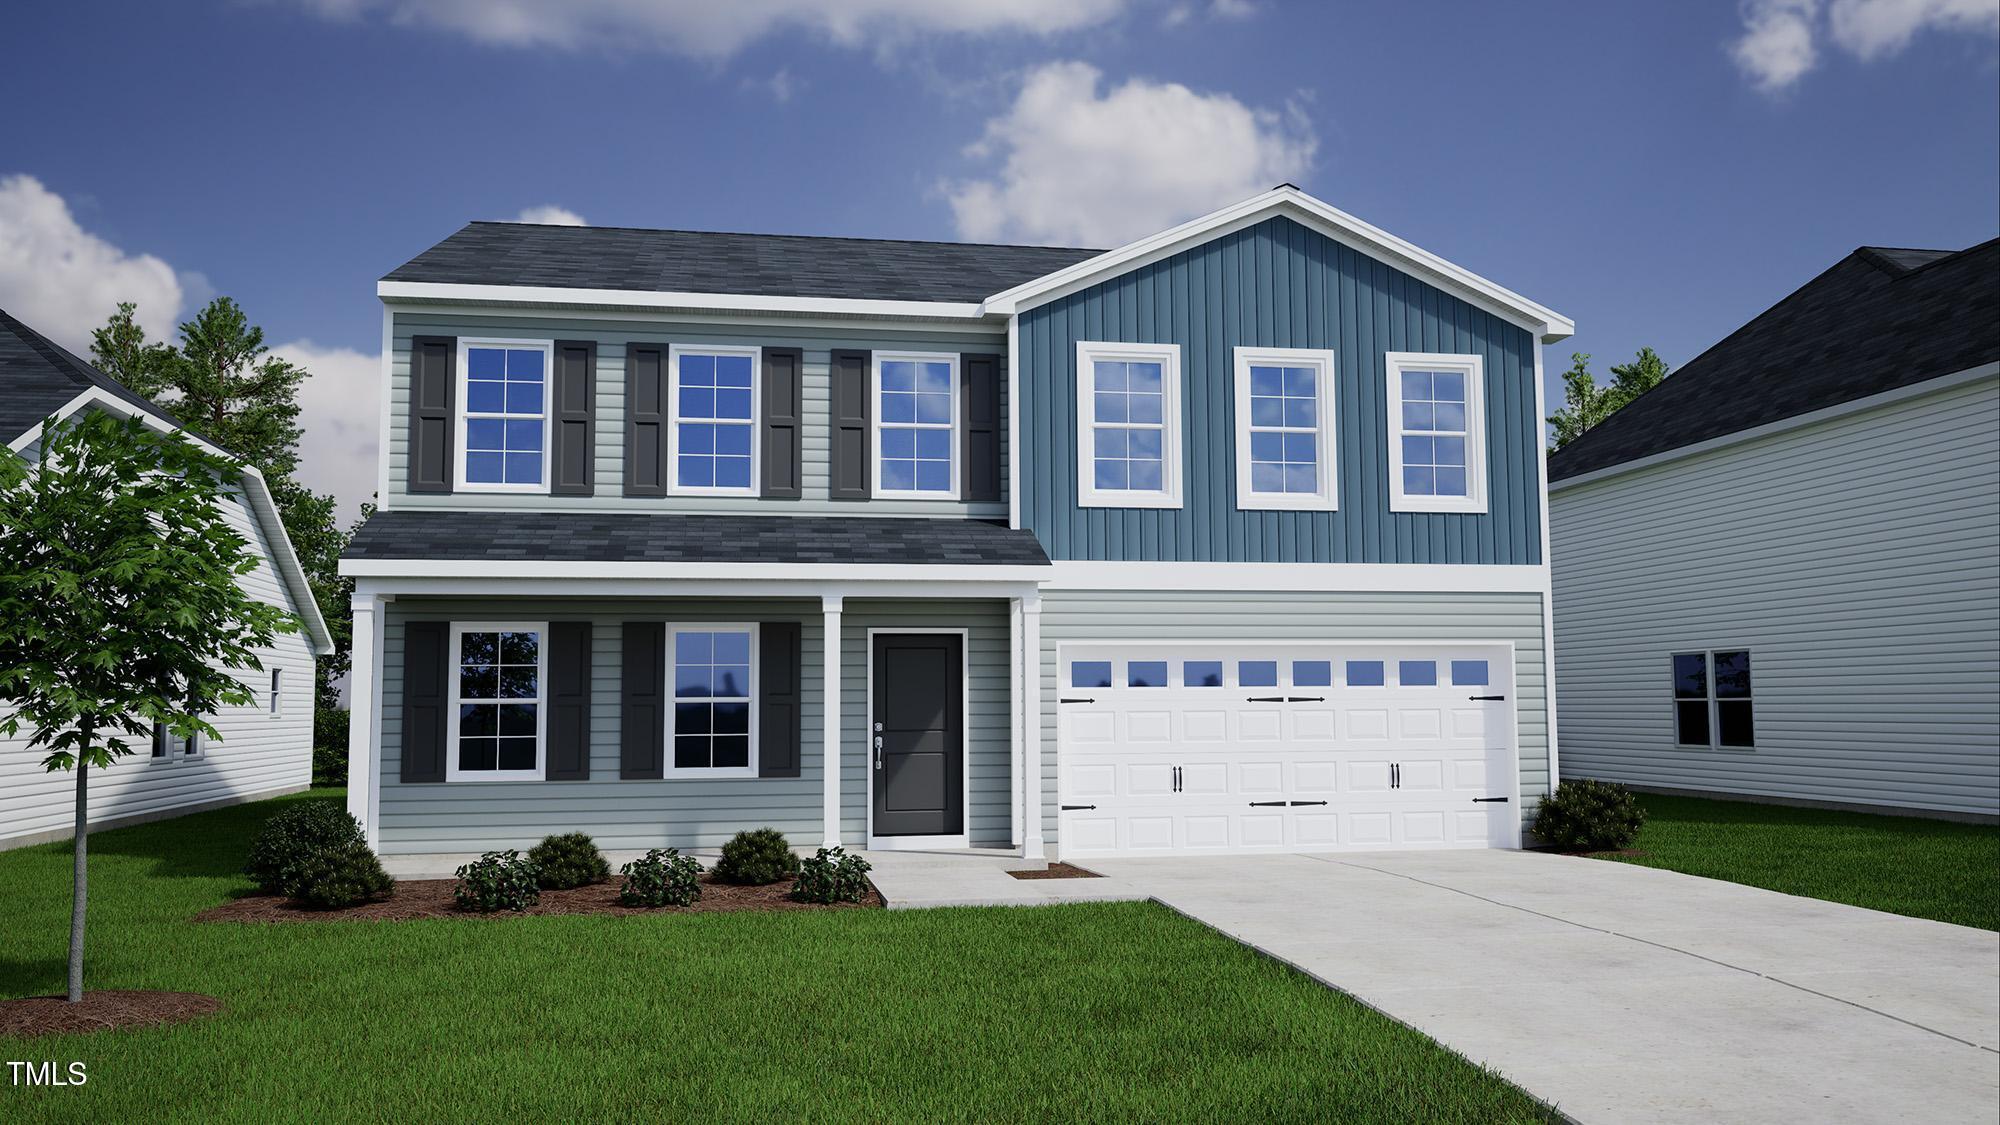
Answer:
0;991;221;1038
1007;863;1104;880
195;875;882;923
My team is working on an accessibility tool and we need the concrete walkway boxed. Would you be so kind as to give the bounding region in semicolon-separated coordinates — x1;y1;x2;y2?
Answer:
861;850;1148;909
1086;850;1999;1125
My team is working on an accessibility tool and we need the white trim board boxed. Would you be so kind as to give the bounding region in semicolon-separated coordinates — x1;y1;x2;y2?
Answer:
981;186;1574;343
380;281;990;323
342;560;1051;585
1040;561;1550;593
864;627;973;851
7;385;335;654
1548;362;2000;494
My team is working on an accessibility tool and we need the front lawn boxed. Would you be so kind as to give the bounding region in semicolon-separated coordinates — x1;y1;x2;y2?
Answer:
0;792;1551;1123
1607;793;2000;930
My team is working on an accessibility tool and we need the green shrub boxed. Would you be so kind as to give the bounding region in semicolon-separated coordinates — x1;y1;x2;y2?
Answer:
618;848;704;907
712;827;800;886
245;801;366;894
1534;779;1647;851
791;846;872;904
528;832;610;889
284;839;394;909
453;851;541;912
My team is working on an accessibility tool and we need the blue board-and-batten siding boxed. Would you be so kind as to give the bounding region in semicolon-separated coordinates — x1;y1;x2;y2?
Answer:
1018;215;1543;564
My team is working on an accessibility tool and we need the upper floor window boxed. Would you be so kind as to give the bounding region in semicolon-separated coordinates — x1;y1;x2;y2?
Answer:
1385;352;1486;514
873;353;958;498
1233;347;1337;510
1673;650;1755;749
670;345;759;495
1075;341;1182;509
458;340;550;492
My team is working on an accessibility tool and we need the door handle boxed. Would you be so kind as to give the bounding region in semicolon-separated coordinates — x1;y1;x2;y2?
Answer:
873;738;883;770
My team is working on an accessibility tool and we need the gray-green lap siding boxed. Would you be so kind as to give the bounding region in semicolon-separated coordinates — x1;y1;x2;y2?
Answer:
1017;215;1544;564
1036;589;1552;848
373;597;1013;854
384;310;1006;518
1551;375;2000;818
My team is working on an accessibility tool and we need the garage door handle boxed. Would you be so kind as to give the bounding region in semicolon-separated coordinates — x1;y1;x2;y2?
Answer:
1248;800;1288;807
1473;796;1510;804
1468;695;1506;701
1061;804;1096;811
1289;800;1328;807
1059;697;1097;704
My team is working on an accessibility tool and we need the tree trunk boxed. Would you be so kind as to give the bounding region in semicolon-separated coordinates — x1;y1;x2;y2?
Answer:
68;754;88;1003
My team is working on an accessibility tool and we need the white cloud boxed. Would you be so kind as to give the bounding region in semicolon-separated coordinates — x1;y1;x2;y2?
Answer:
943;62;1315;247
1731;0;1998;90
514;204;587;226
294;0;1128;56
0;174;183;353
273;340;381;523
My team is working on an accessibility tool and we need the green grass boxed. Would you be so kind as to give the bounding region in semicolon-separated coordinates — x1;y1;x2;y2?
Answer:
1;792;1552;1123
1606;793;2000;930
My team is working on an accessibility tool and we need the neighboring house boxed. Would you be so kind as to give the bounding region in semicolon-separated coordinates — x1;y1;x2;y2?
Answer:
0;309;334;850
340;185;1573;861
1549;240;2000;821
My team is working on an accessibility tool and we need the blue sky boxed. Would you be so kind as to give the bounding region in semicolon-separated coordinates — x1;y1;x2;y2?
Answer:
2;0;1995;517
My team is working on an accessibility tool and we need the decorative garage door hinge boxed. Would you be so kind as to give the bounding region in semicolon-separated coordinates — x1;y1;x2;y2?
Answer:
1061;804;1097;811
1059;697;1097;705
1468;695;1506;701
1472;796;1510;803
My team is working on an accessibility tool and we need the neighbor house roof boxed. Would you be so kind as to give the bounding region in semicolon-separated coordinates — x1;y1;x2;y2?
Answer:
342;510;1052;568
1548;238;2000;483
0;308;173;440
381;222;1102;305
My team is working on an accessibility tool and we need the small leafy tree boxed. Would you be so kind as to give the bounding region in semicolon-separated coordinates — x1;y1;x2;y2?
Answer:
1547;347;1671;449
0;412;294;1001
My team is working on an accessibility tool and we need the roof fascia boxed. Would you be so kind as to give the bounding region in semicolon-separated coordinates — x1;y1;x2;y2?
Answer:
377;280;994;323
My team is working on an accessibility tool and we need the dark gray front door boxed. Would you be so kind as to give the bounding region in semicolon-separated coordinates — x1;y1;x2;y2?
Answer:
872;633;963;837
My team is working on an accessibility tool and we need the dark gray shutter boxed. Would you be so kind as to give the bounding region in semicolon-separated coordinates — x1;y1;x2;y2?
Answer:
400;621;449;783
758;621;802;778
625;345;669;497
620;621;664;779
546;621;592;780
961;352;1002;502
829;348;870;500
761;347;803;499
408;336;455;494
551;341;596;497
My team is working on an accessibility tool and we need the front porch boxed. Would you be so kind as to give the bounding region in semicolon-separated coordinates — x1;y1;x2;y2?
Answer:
342;573;1053;862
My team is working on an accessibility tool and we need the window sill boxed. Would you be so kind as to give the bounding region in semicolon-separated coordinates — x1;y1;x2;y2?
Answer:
1389;497;1487;515
873;489;960;501
667;486;758;498
443;773;547;784
1237;494;1339;512
1079;492;1184;510
664;768;761;780
455;483;552;496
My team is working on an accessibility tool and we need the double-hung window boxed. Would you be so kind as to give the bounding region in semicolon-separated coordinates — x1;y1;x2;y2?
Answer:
458;340;552;491
669;345;759;494
1233;346;1337;510
1673;650;1755;749
671;625;757;776
448;624;544;781
151;722;200;761
874;353;958;497
1385;352;1486;513
1076;341;1181;508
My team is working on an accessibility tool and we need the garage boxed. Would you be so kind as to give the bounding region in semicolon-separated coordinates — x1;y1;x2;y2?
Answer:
1057;644;1518;857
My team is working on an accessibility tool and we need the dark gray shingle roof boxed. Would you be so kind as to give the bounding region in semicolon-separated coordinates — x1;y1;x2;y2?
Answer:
343;510;1051;567
383;222;1103;304
1549;238;2000;482
0;308;172;441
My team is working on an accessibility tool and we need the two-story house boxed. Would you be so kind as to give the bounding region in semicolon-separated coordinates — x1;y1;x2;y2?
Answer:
339;185;1572;862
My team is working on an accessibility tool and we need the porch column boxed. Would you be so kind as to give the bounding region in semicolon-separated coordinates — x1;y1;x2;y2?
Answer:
1020;592;1046;860
820;594;844;849
346;593;383;849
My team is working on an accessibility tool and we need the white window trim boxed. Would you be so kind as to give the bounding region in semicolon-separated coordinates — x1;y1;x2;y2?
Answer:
1385;351;1487;514
1672;648;1756;752
870;351;961;500
667;343;762;497
665;622;760;779
445;621;548;783
149;721;202;763
1232;346;1338;511
270;667;283;717
454;338;554;495
1075;340;1183;509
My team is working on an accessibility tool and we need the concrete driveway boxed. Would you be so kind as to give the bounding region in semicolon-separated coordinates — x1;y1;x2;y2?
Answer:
1086;850;1999;1125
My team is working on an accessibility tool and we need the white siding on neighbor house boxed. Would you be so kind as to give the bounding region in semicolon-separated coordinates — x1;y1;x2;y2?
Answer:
384;310;1007;518
1551;374;2000;817
0;486;317;849
1037;589;1551;849
372;597;1013;855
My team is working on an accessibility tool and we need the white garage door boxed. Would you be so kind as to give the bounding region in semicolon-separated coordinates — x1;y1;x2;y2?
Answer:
1058;643;1518;857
